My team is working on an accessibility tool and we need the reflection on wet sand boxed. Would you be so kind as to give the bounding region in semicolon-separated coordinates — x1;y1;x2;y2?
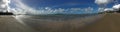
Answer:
14;14;103;32
0;14;104;32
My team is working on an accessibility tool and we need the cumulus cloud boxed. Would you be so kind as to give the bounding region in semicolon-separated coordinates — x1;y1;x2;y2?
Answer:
103;4;120;12
95;0;113;5
112;4;120;10
0;0;10;12
95;0;114;12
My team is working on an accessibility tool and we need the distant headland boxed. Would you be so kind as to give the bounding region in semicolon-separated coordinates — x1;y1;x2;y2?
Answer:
0;12;13;15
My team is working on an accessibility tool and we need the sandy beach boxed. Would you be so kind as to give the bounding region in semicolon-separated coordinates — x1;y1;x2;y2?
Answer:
0;13;119;32
81;13;120;32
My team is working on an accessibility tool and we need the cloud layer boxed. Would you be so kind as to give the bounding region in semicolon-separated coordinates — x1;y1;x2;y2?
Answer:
0;0;10;12
0;0;118;14
9;0;95;15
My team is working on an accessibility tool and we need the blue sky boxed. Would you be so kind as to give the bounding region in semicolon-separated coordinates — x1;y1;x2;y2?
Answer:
9;0;120;14
21;0;117;8
21;0;97;9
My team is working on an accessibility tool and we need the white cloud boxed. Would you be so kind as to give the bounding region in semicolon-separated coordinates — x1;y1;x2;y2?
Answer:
95;0;114;12
12;0;68;15
112;4;120;10
98;8;105;12
104;8;114;11
0;0;10;12
95;0;113;5
103;4;120;12
84;7;93;12
0;4;6;8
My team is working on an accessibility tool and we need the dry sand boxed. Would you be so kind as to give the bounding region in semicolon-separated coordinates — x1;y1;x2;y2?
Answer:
0;13;120;32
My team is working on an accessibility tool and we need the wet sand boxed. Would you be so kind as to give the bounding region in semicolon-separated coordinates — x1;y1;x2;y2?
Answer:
81;13;120;32
0;15;37;32
0;13;120;32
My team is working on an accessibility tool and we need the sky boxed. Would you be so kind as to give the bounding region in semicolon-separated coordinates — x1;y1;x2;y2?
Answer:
11;0;114;9
0;0;120;15
22;0;95;8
